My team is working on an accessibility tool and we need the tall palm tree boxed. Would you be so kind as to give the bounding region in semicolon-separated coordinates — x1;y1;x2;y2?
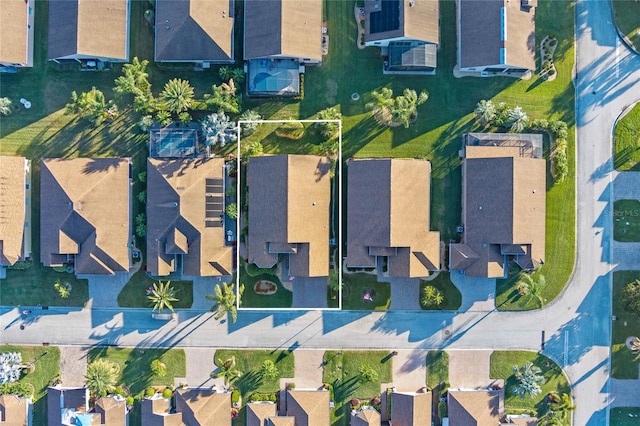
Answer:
114;57;151;98
316;107;342;139
512;362;544;398
160;78;195;114
147;281;178;313
508;106;529;132
516;273;546;307
474;99;496;126
211;356;242;385
366;87;394;112
206;282;244;323
394;88;428;128
85;359;119;397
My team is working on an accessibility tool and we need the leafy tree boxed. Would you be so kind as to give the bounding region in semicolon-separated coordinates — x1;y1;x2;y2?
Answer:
316;107;342;139
201;111;237;147
211;356;242;385
421;285;444;307
150;359;167;377
474;100;496;126
206;282;244;323
512;362;544;398
508;106;529;132
239;110;262;136
85;359;119;397
622;280;640;316
259;360;279;380
0;97;13;116
160;78;194;114
225;203;238;219
358;364;379;383
147;281;178;313
517;273;546;307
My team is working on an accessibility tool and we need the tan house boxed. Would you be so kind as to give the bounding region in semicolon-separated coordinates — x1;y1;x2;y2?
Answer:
390;391;431;426
246;402;277;426
40;158;131;276
155;0;234;64
347;159;440;278
175;388;231;425
141;396;183;425
364;0;439;74
244;0;322;96
350;405;380;426
449;133;545;278
48;0;130;63
93;396;128;426
247;155;331;278
457;0;536;74
0;394;31;426
447;390;501;424
146;158;233;277
0;0;35;68
0;156;31;268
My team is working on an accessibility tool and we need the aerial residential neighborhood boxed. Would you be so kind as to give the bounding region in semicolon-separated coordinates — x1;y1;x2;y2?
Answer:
0;0;639;425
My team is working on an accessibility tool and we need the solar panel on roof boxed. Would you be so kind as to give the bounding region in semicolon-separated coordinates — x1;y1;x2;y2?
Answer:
369;0;401;34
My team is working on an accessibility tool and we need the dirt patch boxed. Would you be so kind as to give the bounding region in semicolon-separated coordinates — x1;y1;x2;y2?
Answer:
254;280;277;295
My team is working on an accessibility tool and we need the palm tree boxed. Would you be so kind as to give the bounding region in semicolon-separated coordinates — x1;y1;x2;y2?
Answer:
474;99;496;126
147;281;178;313
512;362;544;398
366;87;394;112
206;282;244;323
211;356;242;385
245;140;264;158
358;364;379;383
202;83;240;113
160;78;194;114
85;359;119;397
508;106;529;132
66;87;110;124
218;66;232;81
421;285;444;307
231;68;246;84
201;111;237;147
544;392;575;425
517;273;546;307
316;107;342;138
239;110;262;136
259;360;279;380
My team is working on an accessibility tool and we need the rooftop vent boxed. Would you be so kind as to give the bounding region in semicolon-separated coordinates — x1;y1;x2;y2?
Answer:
409;1;415;6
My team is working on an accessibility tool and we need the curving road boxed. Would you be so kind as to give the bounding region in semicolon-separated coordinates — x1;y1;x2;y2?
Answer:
1;1;640;424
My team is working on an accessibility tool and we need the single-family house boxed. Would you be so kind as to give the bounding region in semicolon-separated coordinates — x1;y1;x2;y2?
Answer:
244;0;322;96
146;158;233;277
93;396;128;426
0;156;31;268
0;394;31;426
350;405;380;426
175;388;231;425
46;386;91;426
40;158;131;276
155;0;234;65
389;391;431;426
246;402;277;426
48;0;130;63
457;0;536;75
0;0;35;68
363;0;439;74
449;133;545;278
141;396;183;425
346;158;440;277
247;155;331;278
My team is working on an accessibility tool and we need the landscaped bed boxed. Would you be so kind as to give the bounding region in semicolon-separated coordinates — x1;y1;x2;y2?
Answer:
420;272;462;311
116;270;193;309
614;102;640;171
613;200;640;242
240;267;292;308
611;271;640;379
342;273;390;310
213;349;294;394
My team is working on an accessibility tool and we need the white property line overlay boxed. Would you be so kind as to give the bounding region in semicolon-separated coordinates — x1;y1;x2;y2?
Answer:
235;119;343;311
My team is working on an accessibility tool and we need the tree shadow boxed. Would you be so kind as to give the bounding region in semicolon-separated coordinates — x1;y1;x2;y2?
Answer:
333;376;360;402
234;370;263;395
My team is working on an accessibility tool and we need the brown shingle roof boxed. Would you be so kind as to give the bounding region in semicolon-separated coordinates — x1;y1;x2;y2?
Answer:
155;0;234;62
48;0;129;61
175;388;231;425
448;390;500;425
268;417;296;426
146;158;232;277
141;397;183;426
509;416;538;426
40;158;131;275
390;392;431;426
247;402;277;426
94;396;127;426
451;135;545;278
0;394;29;426
247;155;330;277
244;0;322;60
286;390;330;426
364;0;439;44
350;406;381;426
0;156;28;266
346;159;440;277
458;0;535;70
0;0;33;66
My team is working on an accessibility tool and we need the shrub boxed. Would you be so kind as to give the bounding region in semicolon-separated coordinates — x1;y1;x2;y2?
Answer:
145;387;156;397
239;110;262;136
421;285;444;307
137;191;146;203
552;149;568;183
225;203;238;220
246;263;277;277
126;396;135;406
162;387;173;399
150;359;167;377
358;364;379;383
231;388;240;403
0;97;13;116
549;120;568;139
623;280;640;316
275;121;305;140
53;280;72;298
138;171;147;183
438;401;448;419
530;119;549;130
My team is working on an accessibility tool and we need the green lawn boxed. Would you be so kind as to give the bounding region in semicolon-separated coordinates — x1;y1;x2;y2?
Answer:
612;0;640;53
88;347;186;426
614;102;640;171
213;349;295;394
613;200;640;242
0;345;60;425
610;407;640;425
323;350;393;426
426;351;449;388
116;270;194;309
0;265;88;307
239;263;292;308
342;273;390;310
490;351;570;417
612;271;640;379
420;273;462;311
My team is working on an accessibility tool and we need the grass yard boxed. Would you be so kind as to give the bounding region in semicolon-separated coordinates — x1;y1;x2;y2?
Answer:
613;200;640;242
239;267;292;308
612;0;640;53
426;351;449;388
0;265;88;307
0;345;60;425
88;347;185;425
342;273;390;310
614;102;640;171
116;270;194;309
213;349;295;395
610;407;640;425
612;271;640;379
323;350;393;426
490;351;571;417
420;273;462;311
